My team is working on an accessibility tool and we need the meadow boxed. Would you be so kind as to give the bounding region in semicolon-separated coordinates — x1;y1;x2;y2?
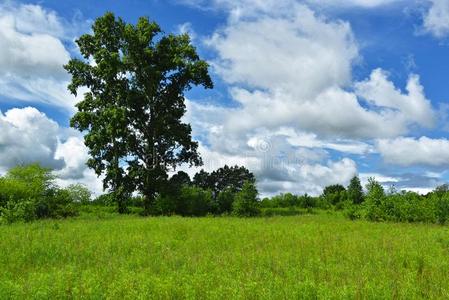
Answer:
1;213;449;299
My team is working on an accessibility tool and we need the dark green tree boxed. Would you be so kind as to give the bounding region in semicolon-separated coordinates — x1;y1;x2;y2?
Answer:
232;181;260;217
193;165;255;195
322;184;346;205
322;184;346;197
65;13;212;213
192;169;213;190
347;176;364;204
216;188;235;214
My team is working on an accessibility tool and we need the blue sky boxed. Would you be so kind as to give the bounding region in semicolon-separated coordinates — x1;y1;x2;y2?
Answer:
1;0;449;195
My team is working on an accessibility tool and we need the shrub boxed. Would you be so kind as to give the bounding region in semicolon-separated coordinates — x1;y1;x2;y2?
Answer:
178;186;213;217
435;193;449;224
65;184;92;204
216;188;235;214
0;164;79;223
232;181;260;217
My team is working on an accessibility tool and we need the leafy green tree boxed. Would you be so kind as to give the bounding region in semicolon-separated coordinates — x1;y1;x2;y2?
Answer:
193;169;213;190
322;184;346;205
170;171;191;188
366;177;385;201
232;181;260;217
193;165;255;195
65;12;213;213
323;184;346;196
433;184;449;198
0;164;78;223
178;186;212;216
216;188;235;214
347;176;364;204
66;184;92;204
364;177;386;221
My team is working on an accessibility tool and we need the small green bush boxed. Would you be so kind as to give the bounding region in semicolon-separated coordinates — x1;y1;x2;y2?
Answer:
0;164;78;223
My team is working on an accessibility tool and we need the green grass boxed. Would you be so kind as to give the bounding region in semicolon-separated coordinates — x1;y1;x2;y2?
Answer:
1;213;449;299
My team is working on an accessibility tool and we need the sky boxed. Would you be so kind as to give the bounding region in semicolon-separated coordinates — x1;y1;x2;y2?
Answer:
1;0;449;196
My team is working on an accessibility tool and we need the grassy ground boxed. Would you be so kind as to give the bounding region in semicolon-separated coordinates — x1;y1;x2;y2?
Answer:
1;213;449;299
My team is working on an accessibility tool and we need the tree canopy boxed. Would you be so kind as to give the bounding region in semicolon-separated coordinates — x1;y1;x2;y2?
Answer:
65;12;213;213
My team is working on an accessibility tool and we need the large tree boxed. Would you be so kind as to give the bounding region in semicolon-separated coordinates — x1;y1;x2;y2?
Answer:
65;13;212;213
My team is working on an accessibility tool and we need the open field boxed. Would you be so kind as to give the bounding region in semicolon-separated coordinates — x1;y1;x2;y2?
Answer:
1;213;449;299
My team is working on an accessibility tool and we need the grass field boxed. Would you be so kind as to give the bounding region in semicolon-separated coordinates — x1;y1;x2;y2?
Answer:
1;213;449;299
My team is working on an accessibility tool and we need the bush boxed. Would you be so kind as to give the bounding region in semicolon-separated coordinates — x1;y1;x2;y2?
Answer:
0;164;79;223
216;188;235;214
436;193;449;224
65;184;92;204
232;181;260;217
178;186;213;217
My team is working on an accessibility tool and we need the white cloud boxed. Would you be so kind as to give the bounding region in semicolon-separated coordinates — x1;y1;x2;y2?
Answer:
0;107;64;169
207;6;358;97
423;0;449;38
0;1;85;112
355;68;434;128
307;0;402;7
179;2;439;195
377;136;449;166
205;5;435;140
180;0;404;14
0;107;103;194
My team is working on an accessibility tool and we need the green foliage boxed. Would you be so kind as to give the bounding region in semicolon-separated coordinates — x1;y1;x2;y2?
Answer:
65;12;213;213
321;184;347;208
193;165;255;195
66;184;92;204
178;186;213;217
215;188;235;214
347;176;364;204
92;193;115;206
232;181;260;217
0;164;78;223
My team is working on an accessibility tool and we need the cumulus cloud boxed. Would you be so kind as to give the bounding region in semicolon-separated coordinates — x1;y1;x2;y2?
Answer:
179;2;439;195
423;0;449;38
0;107;64;169
0;107;103;194
306;0;403;7
180;0;404;13
377;137;449;166
205;5;435;140
0;1;86;111
355;69;434;128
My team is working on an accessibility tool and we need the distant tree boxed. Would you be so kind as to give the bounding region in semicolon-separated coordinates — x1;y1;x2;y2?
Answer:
211;165;255;194
232;181;260;217
65;12;213;213
434;184;449;198
322;184;346;197
193;165;255;195
178;186;212;216
169;171;192;189
366;177;385;201
322;184;346;205
347;176;364;204
216;188;235;214
192;169;213;190
66;184;92;204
